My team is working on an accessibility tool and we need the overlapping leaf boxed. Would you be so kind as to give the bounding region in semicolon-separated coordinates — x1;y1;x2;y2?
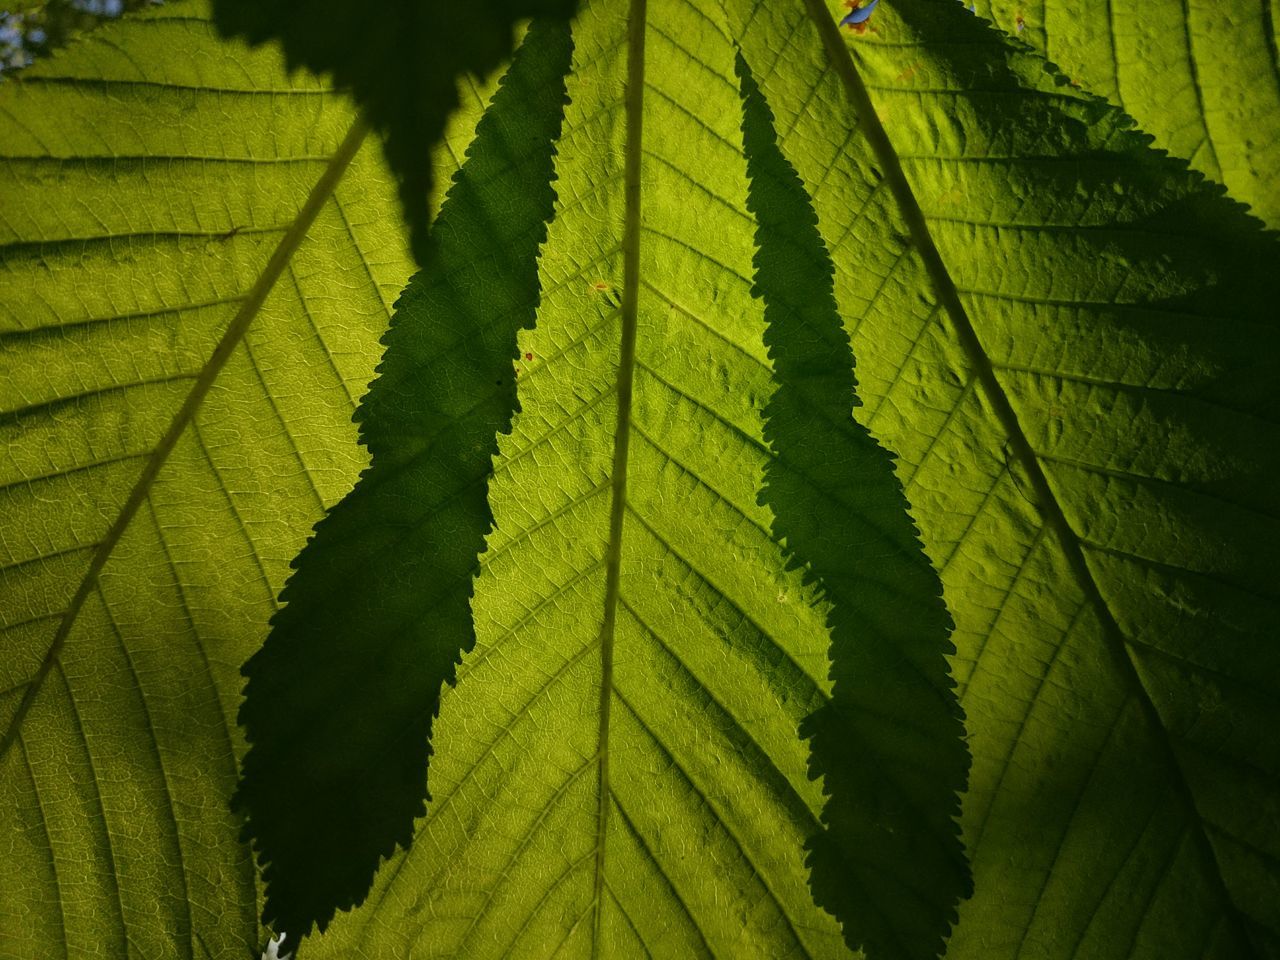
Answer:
303;0;881;956
267;13;971;954
3;0;1278;957
294;0;1278;958
969;0;1280;228
738;49;970;960
233;18;575;942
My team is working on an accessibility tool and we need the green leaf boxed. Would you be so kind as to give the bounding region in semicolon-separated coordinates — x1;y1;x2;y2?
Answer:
296;0;1277;957
726;0;1280;955
271;25;970;957
968;0;1280;228
4;0;1278;956
210;0;580;261
0;1;491;953
736;48;970;960
232;17;575;942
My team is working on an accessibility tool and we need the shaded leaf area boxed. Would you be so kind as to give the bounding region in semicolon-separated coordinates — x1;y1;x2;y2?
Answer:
970;0;1280;229
0;0;450;955
736;48;970;960
211;0;579;263
233;18;574;943
725;0;1280;955
302;0;861;956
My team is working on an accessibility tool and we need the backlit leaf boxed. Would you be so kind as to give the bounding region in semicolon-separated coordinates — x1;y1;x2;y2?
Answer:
0;3;486;954
302;0;1280;957
2;0;1277;957
232;17;575;941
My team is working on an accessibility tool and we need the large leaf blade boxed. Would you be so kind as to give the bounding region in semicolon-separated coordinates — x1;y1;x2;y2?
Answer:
304;0;863;955
0;3;475;954
724;0;1280;955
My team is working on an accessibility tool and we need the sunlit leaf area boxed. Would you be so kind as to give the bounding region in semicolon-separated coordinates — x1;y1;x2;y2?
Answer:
1;1;1276;958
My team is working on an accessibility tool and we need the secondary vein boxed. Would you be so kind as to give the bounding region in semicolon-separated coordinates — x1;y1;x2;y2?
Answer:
592;0;647;952
0;115;372;764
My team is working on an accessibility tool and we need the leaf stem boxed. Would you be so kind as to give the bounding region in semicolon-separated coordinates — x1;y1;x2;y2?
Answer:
592;0;647;951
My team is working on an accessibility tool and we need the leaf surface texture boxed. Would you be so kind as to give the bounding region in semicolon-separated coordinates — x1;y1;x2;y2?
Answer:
723;0;1280;955
0;2;475;954
305;0;1280;958
0;0;1277;958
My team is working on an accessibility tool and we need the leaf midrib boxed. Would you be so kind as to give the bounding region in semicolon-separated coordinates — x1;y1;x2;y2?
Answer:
796;0;1254;947
0;114;372;764
590;0;648;951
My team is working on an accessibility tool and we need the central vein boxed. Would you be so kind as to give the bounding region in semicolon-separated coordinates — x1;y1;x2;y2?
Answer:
592;0;647;950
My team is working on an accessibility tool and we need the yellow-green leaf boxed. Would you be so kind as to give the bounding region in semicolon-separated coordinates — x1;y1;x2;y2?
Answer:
0;2;488;954
302;0;1280;957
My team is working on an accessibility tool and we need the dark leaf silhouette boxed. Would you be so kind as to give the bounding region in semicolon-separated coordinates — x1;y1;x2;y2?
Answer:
212;0;579;261
737;48;971;960
232;17;575;942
